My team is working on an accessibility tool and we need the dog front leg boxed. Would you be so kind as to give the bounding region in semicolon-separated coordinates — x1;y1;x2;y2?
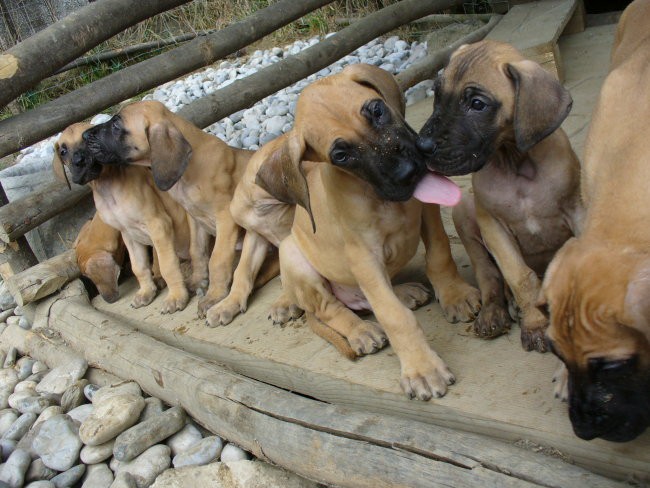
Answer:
475;201;548;352
421;203;481;323
452;195;512;338
148;217;189;314
188;218;210;295
206;230;272;327
122;235;157;308
197;211;240;317
348;245;455;400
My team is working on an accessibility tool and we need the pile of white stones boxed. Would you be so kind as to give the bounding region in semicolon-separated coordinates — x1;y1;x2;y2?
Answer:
0;342;251;487
145;34;434;151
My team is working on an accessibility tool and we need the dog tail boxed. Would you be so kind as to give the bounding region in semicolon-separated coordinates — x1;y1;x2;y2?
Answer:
306;314;357;360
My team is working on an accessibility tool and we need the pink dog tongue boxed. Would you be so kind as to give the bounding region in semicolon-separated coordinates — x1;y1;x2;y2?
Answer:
413;172;461;206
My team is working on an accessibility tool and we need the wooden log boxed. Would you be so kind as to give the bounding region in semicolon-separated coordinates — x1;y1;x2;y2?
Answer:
0;0;192;110
1;321;122;386
0;0;336;159
177;0;464;129
395;15;502;90
0;181;90;243
0;182;37;278
54;29;219;75
4;249;78;306
26;280;623;488
335;13;494;25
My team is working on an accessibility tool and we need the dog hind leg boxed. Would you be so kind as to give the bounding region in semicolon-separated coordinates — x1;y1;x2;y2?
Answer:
280;236;387;357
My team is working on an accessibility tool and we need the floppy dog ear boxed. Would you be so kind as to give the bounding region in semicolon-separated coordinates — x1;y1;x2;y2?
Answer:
255;132;315;232
506;60;573;153
51;142;71;190
344;63;406;115
147;120;192;191
624;258;650;342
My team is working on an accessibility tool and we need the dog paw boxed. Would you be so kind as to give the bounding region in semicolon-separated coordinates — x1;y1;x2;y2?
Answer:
520;310;549;352
268;303;303;325
131;286;157;309
188;276;208;296
197;289;227;318
438;282;481;323
399;351;455;400
394;283;431;310
347;321;387;356
268;292;303;325
160;289;189;314
206;296;245;327
552;361;569;402
473;302;512;338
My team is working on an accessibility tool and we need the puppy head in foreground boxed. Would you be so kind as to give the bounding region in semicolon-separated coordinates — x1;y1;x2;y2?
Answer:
83;101;192;191
418;40;573;175
541;240;650;442
255;63;461;228
52;122;103;187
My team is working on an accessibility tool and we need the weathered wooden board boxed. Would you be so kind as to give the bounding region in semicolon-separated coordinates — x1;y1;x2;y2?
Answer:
486;0;580;81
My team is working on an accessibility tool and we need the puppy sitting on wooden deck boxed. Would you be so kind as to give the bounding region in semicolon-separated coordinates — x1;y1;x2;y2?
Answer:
74;212;125;304
417;40;584;352
254;64;480;400
54;122;193;313
83;101;256;318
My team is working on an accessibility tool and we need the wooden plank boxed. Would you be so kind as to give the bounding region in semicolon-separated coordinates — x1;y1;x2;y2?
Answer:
486;0;578;81
5;249;78;306
0;182;37;278
486;0;577;53
17;283;623;488
0;181;91;243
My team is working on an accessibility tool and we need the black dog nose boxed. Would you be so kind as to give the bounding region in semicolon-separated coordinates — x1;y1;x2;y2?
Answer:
72;151;85;166
416;137;436;154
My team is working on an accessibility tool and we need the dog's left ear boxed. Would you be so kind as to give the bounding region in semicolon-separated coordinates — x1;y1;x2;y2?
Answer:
51;142;71;190
506;60;573;153
255;132;315;232
147;120;192;191
344;63;406;115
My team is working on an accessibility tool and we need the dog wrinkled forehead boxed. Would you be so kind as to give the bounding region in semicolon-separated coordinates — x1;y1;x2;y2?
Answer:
58;122;93;153
445;40;524;86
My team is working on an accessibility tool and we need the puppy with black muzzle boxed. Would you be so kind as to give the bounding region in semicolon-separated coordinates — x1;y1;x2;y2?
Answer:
417;40;584;352
83;101;257;320
251;63;481;400
540;0;650;443
54;122;194;313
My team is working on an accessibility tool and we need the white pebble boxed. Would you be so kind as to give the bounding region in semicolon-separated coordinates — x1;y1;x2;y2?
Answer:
220;443;250;462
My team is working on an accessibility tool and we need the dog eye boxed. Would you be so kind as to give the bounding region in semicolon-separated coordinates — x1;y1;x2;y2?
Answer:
371;101;384;119
470;98;487;111
330;149;348;164
59;146;68;157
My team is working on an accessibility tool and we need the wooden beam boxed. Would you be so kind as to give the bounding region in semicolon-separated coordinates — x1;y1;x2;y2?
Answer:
395;15;502;90
0;181;90;243
0;0;192;110
0;182;37;277
4;249;78;306
0;0;337;158
13;281;622;488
